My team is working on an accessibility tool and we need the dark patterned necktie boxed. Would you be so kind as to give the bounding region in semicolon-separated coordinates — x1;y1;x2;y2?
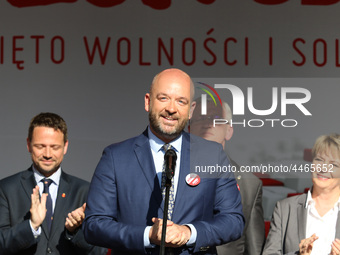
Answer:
42;178;53;232
161;144;175;220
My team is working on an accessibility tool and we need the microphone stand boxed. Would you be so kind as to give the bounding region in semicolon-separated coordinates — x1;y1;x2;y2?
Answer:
160;148;176;255
160;175;172;255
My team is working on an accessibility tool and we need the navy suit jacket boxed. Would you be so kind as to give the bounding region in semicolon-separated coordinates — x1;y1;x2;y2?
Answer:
83;130;244;254
0;167;106;255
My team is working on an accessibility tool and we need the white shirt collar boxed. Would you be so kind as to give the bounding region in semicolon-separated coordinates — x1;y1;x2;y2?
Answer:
305;188;340;211
305;189;314;208
148;126;182;154
32;165;61;186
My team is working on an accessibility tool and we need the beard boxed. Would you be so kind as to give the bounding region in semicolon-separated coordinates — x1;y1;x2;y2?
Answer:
149;110;188;141
33;162;60;177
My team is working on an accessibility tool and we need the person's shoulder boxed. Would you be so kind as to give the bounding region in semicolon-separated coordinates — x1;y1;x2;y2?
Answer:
104;131;147;152
60;172;90;198
188;133;224;150
277;193;307;207
0;171;23;182
235;175;262;194
0;169;30;187
235;171;262;184
61;171;90;186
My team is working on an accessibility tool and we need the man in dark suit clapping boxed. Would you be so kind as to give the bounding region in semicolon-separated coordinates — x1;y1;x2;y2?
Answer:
0;112;106;255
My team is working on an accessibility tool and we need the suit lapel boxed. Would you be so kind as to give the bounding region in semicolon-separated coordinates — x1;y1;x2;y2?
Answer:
171;132;190;221
297;194;307;241
20;167;37;201
336;211;340;239
20;167;51;238
49;171;71;240
134;130;163;207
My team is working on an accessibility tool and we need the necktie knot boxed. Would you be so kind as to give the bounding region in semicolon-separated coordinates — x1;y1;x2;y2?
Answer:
163;143;172;152
42;178;53;193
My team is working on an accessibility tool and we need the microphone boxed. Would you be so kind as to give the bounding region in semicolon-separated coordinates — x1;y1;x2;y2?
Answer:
164;149;177;180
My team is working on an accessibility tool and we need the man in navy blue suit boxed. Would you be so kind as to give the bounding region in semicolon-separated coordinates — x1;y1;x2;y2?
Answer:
83;68;244;254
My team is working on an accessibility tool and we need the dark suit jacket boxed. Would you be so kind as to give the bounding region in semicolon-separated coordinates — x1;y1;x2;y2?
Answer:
83;130;244;255
0;167;106;255
217;159;265;255
263;193;340;255
0;221;37;255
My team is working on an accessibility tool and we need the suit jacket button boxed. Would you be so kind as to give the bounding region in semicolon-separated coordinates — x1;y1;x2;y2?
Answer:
199;246;210;251
47;247;52;253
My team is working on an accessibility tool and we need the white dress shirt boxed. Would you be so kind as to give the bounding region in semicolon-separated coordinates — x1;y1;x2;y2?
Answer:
305;190;340;255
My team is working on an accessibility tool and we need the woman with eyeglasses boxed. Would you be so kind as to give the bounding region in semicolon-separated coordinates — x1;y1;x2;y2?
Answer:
263;133;340;255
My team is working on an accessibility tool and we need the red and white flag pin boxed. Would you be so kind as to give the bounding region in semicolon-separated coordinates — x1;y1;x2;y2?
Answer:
185;173;200;187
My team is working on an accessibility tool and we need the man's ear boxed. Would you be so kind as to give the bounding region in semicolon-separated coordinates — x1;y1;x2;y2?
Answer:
189;101;196;119
26;138;31;153
225;125;233;141
144;93;151;112
63;140;69;155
